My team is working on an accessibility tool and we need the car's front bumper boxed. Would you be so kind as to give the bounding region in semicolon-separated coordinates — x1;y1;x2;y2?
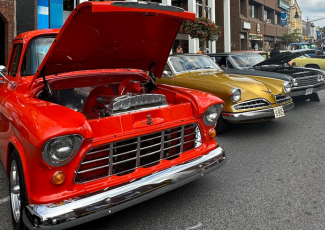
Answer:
290;84;324;97
23;147;225;229
222;102;294;122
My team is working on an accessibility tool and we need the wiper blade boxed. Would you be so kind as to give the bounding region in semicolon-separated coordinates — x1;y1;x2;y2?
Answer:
190;67;202;70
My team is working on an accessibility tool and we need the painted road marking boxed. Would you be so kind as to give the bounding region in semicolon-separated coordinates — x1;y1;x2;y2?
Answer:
0;196;9;205
186;222;203;230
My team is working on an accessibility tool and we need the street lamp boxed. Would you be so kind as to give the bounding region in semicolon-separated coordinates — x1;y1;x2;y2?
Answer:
291;4;299;19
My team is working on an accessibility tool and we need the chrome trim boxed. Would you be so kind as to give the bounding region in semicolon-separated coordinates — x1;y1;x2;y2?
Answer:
223;102;294;121
275;95;292;105
290;85;323;97
23;147;226;229
75;123;202;183
232;98;271;111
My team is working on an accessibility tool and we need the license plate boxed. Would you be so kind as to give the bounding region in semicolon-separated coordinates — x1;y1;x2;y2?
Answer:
273;106;285;118
305;88;313;95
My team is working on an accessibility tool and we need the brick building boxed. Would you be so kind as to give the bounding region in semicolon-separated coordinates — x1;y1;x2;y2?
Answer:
0;0;37;65
215;0;290;52
0;0;15;65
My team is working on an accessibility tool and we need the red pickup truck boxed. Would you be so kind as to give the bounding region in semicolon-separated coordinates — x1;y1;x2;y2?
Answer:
0;2;225;229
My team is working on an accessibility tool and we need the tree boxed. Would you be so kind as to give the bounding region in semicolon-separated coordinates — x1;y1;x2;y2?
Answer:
281;29;302;46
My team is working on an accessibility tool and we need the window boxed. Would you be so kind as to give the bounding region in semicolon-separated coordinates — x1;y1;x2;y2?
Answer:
249;4;258;18
164;63;172;76
240;0;246;15
276;13;281;25
8;43;23;77
21;37;56;76
264;10;267;21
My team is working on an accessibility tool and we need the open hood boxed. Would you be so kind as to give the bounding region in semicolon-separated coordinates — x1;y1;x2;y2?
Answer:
34;1;194;81
253;49;313;67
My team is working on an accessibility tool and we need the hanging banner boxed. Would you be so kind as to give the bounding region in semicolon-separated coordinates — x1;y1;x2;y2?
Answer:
281;10;288;26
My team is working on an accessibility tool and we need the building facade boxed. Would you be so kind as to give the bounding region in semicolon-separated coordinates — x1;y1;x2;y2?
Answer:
0;0;15;65
215;0;290;52
287;0;302;35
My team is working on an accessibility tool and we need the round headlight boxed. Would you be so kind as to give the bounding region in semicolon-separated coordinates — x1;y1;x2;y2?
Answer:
203;104;223;126
292;78;298;87
43;135;82;166
231;88;241;102
318;75;324;82
49;137;75;162
283;81;291;94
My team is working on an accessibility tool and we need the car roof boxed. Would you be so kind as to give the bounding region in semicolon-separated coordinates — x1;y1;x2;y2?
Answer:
208;51;266;56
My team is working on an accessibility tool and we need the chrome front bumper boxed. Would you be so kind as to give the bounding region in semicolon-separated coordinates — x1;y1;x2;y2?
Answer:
222;102;294;122
23;147;225;229
290;85;323;97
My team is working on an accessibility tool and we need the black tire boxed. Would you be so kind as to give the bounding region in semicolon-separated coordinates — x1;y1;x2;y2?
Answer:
305;64;320;69
215;116;228;135
9;149;28;230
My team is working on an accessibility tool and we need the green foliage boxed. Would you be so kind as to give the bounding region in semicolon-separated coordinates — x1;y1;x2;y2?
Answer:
184;17;222;41
281;29;302;45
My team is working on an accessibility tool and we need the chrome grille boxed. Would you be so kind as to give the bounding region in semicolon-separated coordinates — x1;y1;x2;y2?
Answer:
275;95;292;104
233;99;271;111
75;123;202;183
296;75;320;87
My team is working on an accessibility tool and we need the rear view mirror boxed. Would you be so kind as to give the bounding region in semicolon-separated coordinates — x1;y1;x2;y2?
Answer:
0;65;7;76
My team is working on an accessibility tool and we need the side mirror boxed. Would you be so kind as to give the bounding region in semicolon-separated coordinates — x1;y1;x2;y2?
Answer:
162;70;171;78
0;65;7;76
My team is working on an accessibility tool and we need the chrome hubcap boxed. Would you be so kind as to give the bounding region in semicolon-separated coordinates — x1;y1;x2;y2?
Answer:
10;160;21;223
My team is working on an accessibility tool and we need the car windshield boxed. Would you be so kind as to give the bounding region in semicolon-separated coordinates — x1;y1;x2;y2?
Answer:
229;54;265;68
311;44;317;49
21;36;55;76
169;55;220;73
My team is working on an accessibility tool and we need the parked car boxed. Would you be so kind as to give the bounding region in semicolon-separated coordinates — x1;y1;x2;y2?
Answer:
209;50;325;100
294;53;325;70
0;2;227;229
157;54;294;133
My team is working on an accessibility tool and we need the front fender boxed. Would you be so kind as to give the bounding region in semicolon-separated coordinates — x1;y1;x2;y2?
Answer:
156;83;224;116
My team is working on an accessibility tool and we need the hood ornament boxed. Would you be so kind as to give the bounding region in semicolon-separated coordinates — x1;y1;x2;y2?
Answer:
146;115;153;125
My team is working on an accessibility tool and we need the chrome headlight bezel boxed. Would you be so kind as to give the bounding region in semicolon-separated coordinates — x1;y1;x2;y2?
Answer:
42;135;82;167
292;78;298;87
318;75;324;82
203;104;224;126
230;88;241;103
283;81;292;94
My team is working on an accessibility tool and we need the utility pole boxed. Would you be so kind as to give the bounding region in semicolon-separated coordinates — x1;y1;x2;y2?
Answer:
202;0;207;54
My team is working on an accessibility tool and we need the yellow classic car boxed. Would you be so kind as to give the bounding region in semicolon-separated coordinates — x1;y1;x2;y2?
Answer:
293;52;325;70
157;54;294;133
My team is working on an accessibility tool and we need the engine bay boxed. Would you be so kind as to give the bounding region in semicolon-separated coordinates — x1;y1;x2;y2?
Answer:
38;78;169;120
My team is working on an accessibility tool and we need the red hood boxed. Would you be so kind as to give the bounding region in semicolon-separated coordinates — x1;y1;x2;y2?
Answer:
34;1;195;81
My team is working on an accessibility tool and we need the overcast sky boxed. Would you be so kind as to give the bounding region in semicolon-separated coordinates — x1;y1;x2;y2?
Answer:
296;0;325;27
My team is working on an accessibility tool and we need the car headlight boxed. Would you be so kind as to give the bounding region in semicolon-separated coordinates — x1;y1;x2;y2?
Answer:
283;81;292;93
203;104;223;126
318;75;324;82
292;78;298;86
230;88;241;102
42;135;82;166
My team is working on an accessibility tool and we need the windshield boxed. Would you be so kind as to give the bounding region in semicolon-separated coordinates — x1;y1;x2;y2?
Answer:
169;55;221;73
229;54;265;68
311;44;317;49
20;37;55;76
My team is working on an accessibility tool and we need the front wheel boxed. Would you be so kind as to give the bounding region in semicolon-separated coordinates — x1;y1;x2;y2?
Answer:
215;115;228;135
9;150;28;230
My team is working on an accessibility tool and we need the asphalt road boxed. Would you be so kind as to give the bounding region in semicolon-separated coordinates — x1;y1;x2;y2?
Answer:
1;91;325;230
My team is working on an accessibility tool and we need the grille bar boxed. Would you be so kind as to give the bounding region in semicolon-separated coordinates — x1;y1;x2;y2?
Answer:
75;123;202;183
275;95;292;105
296;75;320;87
233;99;271;111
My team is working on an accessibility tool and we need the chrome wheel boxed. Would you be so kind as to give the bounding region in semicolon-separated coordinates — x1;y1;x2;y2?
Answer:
10;159;21;223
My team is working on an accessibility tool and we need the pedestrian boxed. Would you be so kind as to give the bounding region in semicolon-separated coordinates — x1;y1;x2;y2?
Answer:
270;43;281;58
197;47;202;54
176;45;183;53
292;44;298;50
315;44;324;57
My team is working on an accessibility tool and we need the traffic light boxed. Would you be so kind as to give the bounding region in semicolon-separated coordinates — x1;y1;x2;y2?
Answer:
304;35;307;40
292;21;295;27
